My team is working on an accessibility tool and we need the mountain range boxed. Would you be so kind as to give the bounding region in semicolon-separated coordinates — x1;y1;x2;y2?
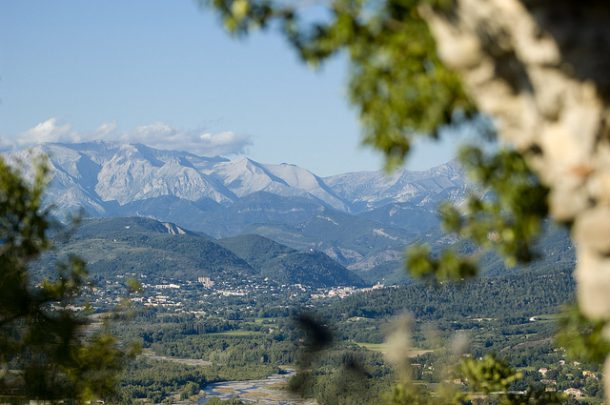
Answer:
11;141;466;216
9;142;468;273
13;141;568;284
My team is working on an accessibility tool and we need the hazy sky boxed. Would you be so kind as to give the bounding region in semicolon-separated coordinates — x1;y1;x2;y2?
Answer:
0;0;465;176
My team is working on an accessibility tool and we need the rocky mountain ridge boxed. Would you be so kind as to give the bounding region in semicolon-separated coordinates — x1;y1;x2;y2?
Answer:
10;141;466;218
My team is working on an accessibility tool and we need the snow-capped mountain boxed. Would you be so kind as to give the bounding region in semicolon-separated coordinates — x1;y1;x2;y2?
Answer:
206;157;348;211
93;143;232;205
324;160;466;212
12;142;365;213
10;142;464;215
9;141;466;218
10;142;234;214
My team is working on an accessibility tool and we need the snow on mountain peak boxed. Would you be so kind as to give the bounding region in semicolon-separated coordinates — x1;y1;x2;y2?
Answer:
324;160;466;212
3;141;465;219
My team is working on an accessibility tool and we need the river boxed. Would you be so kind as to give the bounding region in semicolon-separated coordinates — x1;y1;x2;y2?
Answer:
199;370;316;404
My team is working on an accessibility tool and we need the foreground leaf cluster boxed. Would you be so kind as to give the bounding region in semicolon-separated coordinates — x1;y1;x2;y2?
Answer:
0;158;135;402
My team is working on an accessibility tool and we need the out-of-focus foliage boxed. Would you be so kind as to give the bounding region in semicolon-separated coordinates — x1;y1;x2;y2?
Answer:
384;354;564;404
407;145;550;280
203;1;604;403
450;147;549;265
556;303;610;364
406;245;477;281
289;313;334;396
203;0;474;170
0;157;136;402
460;354;522;394
458;355;563;404
383;382;441;405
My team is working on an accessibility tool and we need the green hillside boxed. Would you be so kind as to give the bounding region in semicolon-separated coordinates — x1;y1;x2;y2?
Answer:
39;217;255;281
38;217;365;288
219;234;366;287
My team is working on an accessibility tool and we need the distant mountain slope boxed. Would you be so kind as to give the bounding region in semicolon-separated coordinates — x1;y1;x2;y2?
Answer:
208;158;348;211
69;216;200;238
218;234;366;287
194;192;328;236
357;202;439;230
353;222;576;285
241;207;421;269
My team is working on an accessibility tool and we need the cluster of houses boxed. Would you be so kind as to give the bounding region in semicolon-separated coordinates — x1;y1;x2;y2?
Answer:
537;361;598;399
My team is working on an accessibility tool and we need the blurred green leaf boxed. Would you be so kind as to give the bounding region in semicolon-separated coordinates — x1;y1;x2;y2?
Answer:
0;157;132;402
556;303;610;364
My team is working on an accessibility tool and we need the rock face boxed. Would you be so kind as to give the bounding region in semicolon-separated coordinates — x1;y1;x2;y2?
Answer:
94;144;230;205
421;0;610;393
210;157;348;211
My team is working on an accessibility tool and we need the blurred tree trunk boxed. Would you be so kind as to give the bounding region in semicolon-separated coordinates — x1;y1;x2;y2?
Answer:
422;0;610;392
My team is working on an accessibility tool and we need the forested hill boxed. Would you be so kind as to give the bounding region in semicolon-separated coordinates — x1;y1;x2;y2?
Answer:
318;266;575;322
39;217;365;288
218;234;366;287
38;217;255;281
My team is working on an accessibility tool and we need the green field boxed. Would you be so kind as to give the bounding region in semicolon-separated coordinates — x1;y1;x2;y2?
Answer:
209;330;264;336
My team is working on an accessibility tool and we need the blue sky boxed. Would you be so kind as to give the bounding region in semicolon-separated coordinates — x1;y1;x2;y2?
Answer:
0;0;463;176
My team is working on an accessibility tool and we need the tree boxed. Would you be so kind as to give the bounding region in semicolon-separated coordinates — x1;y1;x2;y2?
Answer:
203;0;610;399
0;157;136;402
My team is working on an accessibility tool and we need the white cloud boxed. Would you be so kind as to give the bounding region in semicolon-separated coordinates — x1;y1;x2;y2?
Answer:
18;118;76;145
122;123;251;156
95;121;118;137
11;118;251;156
